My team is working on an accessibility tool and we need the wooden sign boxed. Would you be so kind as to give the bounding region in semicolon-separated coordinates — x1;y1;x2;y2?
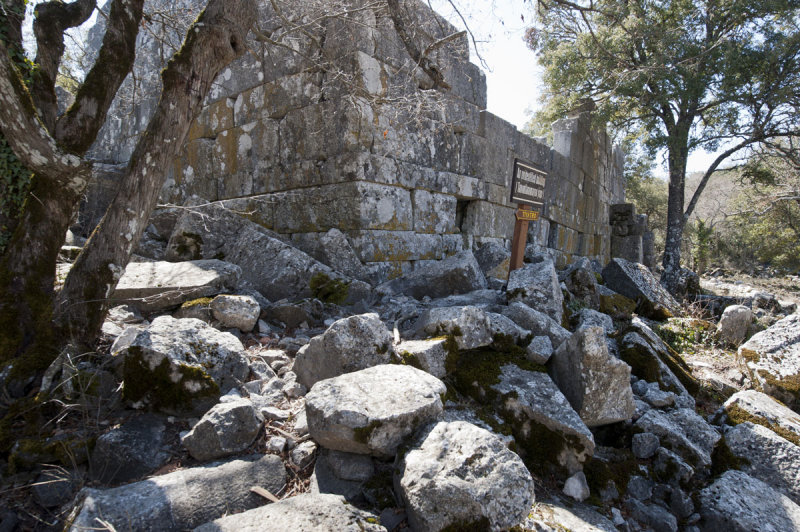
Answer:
508;159;548;278
515;209;539;222
510;159;547;208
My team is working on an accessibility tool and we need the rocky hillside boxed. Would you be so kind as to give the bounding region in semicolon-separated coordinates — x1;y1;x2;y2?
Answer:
2;205;799;531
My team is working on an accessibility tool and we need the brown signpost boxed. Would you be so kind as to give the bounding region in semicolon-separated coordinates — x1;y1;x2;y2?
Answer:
508;158;547;277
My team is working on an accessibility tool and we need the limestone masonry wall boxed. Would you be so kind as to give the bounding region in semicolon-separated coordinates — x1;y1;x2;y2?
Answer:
88;0;625;283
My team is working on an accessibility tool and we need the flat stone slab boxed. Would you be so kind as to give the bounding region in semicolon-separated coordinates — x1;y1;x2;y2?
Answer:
70;455;286;532
700;470;800;531
305;364;446;458
193;493;384;531
112;259;241;312
724;389;800;445
396;421;535;531
602;258;680;320
738;313;800;409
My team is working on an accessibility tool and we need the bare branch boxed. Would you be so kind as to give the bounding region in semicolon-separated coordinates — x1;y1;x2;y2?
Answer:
31;0;97;131
55;0;145;154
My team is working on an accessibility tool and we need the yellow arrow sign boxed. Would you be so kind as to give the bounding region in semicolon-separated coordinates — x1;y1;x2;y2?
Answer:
515;209;540;221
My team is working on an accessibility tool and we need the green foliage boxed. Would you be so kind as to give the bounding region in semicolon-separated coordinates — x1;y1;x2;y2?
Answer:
309;273;350;305
690;219;714;275
527;0;800;278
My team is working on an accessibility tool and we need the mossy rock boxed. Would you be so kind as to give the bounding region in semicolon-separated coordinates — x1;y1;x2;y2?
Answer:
598;292;637;319
725;403;800;447
123;346;220;415
309;273;350;305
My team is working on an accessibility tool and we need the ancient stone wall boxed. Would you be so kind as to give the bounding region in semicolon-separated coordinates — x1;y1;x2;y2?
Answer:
87;0;625;282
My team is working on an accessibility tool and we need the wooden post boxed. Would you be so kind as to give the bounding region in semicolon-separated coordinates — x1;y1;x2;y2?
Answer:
508;205;533;279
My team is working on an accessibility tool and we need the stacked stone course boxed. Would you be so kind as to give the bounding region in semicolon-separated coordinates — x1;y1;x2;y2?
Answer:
87;0;625;281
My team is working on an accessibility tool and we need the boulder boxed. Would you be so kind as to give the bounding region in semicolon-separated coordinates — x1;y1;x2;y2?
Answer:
396;338;448;378
737;313;800;409
166;201;370;303
293;313;394;388
717;304;752;346
507;258;564;323
526;335;554;365
699;470;800;531
523;495;618;531
181;398;263;461
473;241;511;280
634;408;720;467
619;318;698;397
111;260;241;312
194;493;384;532
376;250;487;300
725;422;800;504
547;327;635;427
293;228;370;282
487;312;532;343
596;285;637;319
412;305;493;350
573;308;614;335
305;365;446;458
564;267;600;308
453;362;595;475
89;414;171;485
396;421;535;532
723;390;800;446
624;498;678;532
429;289;504;309
114;316;249;415
602;258;680;320
210;294;260;332
325;450;375;482
501;301;571;349
69;455;286;532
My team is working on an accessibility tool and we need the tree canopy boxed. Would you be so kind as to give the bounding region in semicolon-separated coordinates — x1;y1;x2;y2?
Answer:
526;0;800;292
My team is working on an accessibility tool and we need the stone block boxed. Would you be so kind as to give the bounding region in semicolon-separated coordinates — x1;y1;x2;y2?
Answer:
273;182;412;234
462;201;515;239
208;45;266;103
348;231;443;262
412;190;457;233
188;98;235;141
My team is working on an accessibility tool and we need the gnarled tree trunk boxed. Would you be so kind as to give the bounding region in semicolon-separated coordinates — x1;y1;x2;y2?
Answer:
0;0;143;389
56;0;258;345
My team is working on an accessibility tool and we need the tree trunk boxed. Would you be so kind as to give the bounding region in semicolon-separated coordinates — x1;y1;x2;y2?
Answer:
56;0;257;344
661;130;690;295
0;0;143;386
0;178;82;391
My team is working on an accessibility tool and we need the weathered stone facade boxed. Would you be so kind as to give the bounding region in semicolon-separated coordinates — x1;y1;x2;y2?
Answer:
87;0;625;281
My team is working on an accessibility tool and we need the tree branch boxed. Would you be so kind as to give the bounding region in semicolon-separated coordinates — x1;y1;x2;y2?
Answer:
0;40;90;192
31;0;97;132
55;0;144;154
